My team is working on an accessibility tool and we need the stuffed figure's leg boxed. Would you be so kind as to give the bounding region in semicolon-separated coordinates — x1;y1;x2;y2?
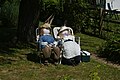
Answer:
53;46;61;62
42;46;51;64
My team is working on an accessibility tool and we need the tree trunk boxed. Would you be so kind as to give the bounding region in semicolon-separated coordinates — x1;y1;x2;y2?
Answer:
17;0;39;43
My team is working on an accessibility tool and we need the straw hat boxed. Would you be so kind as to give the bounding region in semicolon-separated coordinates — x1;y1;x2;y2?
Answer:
58;26;69;34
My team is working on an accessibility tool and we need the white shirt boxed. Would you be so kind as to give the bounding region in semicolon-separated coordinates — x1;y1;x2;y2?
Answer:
62;34;81;59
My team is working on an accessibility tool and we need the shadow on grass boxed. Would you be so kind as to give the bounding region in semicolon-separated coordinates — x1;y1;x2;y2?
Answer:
0;57;12;65
26;53;41;63
0;27;17;56
26;52;56;64
0;43;17;56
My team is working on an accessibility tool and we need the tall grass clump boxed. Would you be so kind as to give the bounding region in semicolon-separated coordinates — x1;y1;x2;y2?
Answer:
97;37;120;64
89;65;101;80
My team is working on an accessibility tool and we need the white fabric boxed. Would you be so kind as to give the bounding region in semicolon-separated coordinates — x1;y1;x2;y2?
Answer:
36;35;39;42
53;41;58;47
59;26;69;32
43;29;50;34
53;27;60;38
63;35;75;42
106;0;120;11
41;42;48;45
82;51;90;56
63;41;81;59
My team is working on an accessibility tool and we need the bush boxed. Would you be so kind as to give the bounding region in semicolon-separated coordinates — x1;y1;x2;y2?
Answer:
97;39;120;64
0;0;20;27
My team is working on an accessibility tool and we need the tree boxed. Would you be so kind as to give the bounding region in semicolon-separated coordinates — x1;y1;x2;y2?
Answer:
17;0;39;43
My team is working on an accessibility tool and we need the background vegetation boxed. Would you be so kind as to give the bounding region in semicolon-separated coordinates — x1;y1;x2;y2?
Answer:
0;0;20;27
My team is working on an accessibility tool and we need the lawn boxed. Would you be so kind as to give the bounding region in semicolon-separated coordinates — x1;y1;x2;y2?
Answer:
0;27;120;80
76;33;106;53
0;48;120;80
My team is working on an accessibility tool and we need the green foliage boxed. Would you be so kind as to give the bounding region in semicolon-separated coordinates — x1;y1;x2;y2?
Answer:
101;20;120;40
0;0;20;27
62;0;91;32
59;74;74;80
0;0;93;31
43;0;59;4
39;0;61;21
97;38;120;64
89;65;101;80
38;0;91;31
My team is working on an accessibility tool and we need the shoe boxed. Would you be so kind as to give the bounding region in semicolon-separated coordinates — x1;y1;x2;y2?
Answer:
44;60;49;65
54;62;59;66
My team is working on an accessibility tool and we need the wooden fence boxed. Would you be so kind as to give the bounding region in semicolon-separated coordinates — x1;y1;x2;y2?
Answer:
83;8;120;39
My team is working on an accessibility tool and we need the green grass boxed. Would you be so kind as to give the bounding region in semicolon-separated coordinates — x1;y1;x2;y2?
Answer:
0;27;120;80
76;33;106;53
0;49;120;80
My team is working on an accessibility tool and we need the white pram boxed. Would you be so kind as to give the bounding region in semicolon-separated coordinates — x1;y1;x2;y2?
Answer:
53;26;82;65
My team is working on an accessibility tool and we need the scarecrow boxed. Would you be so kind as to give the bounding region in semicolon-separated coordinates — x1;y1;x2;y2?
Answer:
58;25;81;66
38;15;60;65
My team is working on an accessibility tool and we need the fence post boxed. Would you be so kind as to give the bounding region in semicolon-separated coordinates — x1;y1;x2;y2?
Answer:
99;8;104;36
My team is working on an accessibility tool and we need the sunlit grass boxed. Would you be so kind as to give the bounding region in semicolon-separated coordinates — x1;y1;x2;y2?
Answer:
0;54;120;80
76;33;106;53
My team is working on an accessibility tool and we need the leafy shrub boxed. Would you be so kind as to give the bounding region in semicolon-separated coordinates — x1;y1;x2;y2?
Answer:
97;38;120;64
0;0;20;27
